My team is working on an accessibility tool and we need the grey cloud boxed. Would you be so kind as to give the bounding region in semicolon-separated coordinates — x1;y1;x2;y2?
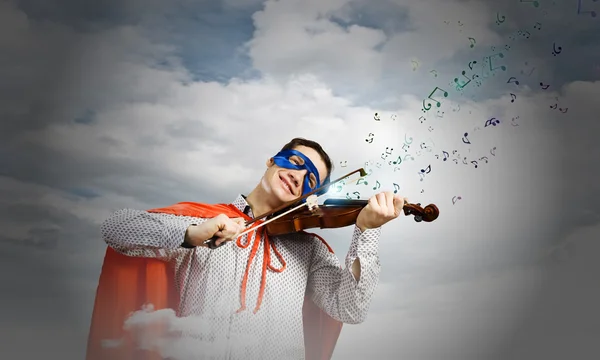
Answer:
1;0;599;359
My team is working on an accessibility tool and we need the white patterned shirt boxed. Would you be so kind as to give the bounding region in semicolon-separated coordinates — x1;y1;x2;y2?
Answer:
101;194;382;360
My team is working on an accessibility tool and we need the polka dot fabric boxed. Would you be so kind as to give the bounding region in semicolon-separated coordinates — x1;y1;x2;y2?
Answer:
100;195;382;360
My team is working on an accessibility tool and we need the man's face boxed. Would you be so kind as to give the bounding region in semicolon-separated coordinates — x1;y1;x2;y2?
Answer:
263;145;329;203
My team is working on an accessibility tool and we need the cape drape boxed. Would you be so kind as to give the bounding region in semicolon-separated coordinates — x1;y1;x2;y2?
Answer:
86;201;343;360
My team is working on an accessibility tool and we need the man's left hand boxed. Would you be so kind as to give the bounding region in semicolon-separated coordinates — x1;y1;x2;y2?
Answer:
355;191;407;231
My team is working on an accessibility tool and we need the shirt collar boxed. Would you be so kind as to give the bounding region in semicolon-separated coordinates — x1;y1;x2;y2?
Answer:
232;194;253;218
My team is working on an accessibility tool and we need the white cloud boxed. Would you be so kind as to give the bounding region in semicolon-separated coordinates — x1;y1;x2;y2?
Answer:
118;305;259;359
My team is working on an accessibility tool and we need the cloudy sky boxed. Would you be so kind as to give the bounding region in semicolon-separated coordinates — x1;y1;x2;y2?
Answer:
1;0;599;359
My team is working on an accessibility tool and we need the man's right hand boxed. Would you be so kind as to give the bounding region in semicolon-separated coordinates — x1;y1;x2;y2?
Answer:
185;214;246;247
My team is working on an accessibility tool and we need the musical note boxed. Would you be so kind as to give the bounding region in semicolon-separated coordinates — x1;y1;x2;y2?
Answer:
479;156;488;163
496;13;506;25
346;192;360;200
533;22;542;30
468;37;476;48
520;0;539;7
357;178;368;186
404;134;413;145
422;87;449;112
511;116;520;126
468;61;477;70
462;157;468;165
339;161;347;167
402;144;410;152
577;0;598;17
490;147;497;156
552;43;562;56
333;181;344;193
452;196;462;205
559;107;569;113
374;113;380;121
507;77;520;85
428;126;434;132
420;165;431;174
462;132;471;144
520;62;535;76
442;151;449;161
510;93;517;103
540;82;550;90
488;53;506;72
381;147;393;160
519;30;531;39
393;183;400;194
403;154;415;161
365;133;374;143
485;118;500;127
372;181;381;190
390;155;402;165
471;160;478;168
419;116;426;123
436;111;445;118
454;70;472;88
411;60;420;71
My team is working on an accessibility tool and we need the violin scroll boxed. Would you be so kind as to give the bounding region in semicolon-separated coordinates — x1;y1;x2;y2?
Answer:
403;202;439;222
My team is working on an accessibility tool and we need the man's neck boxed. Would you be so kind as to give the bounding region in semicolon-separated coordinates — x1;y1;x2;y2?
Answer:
245;185;281;219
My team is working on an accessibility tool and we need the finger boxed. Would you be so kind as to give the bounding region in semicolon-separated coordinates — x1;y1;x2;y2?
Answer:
385;191;395;215
393;194;404;208
368;194;380;210
375;192;386;208
394;195;406;216
233;217;246;226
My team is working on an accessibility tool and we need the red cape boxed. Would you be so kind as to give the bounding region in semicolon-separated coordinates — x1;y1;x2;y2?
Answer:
86;201;343;360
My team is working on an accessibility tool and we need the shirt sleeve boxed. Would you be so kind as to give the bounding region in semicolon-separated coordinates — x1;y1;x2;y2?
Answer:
100;208;205;261
306;225;382;324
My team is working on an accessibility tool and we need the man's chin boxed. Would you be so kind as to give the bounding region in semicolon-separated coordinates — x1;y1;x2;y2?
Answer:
275;189;297;203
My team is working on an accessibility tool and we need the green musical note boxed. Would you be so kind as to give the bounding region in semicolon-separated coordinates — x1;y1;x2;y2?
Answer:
422;87;449;112
454;70;472;88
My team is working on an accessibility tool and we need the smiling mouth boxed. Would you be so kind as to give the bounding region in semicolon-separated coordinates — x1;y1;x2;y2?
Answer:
279;176;294;195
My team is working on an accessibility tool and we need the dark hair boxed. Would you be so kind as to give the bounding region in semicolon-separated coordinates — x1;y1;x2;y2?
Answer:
280;137;333;183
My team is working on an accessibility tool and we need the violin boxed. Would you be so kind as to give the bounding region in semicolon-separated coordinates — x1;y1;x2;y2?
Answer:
204;168;439;249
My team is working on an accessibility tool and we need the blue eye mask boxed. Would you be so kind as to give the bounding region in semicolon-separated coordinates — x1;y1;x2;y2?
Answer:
272;149;330;197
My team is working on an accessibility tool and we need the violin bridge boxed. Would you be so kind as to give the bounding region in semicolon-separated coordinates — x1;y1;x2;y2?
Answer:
306;195;319;212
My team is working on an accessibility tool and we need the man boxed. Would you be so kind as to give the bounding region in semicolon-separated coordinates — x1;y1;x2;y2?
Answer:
86;138;407;360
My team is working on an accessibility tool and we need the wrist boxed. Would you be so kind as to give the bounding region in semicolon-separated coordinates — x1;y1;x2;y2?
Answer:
182;224;198;248
355;222;368;233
